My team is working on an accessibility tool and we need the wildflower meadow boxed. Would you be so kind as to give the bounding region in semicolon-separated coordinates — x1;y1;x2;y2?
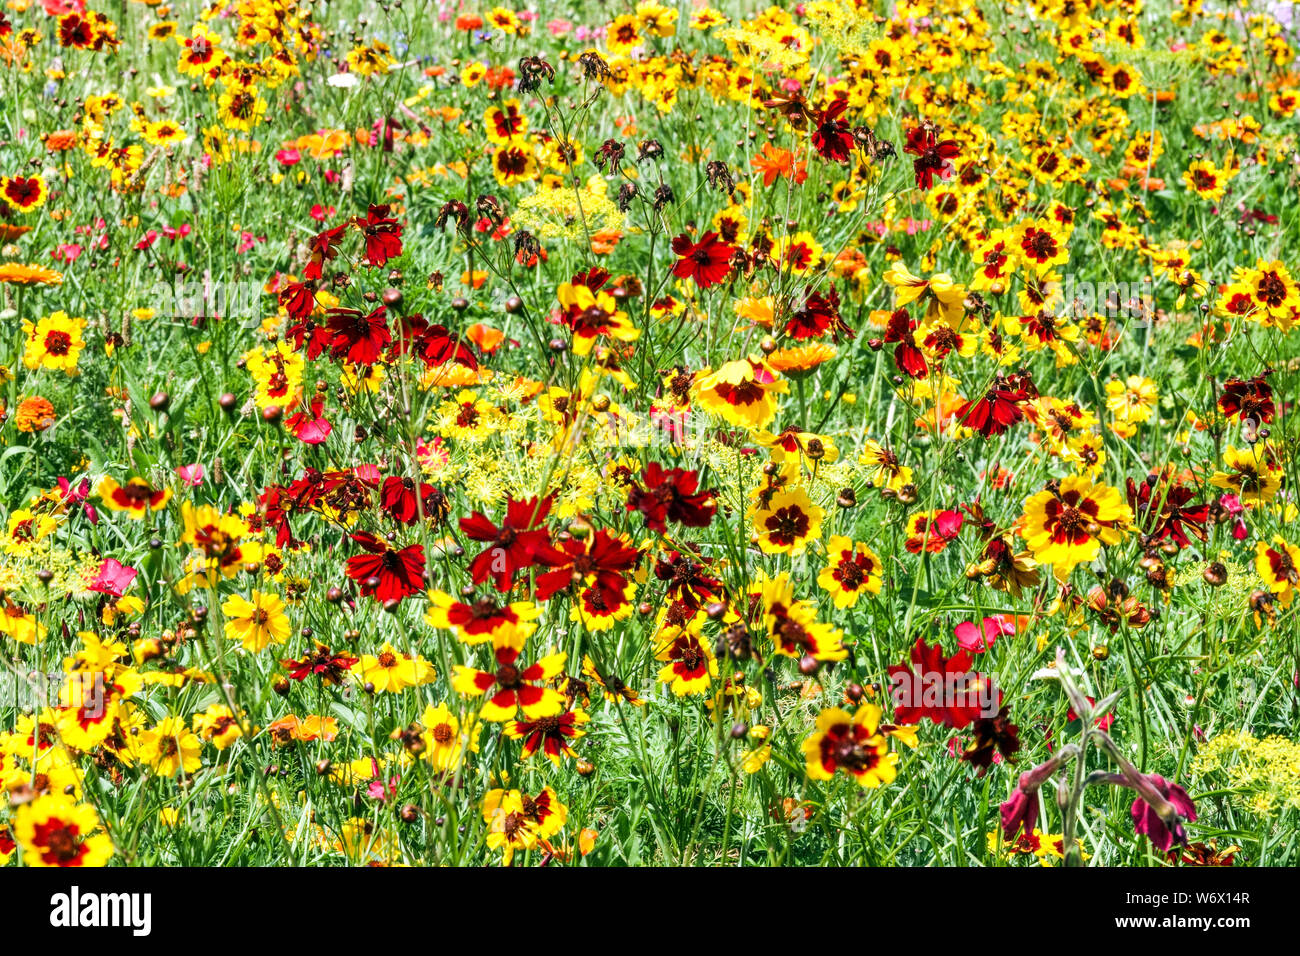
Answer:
0;0;1298;883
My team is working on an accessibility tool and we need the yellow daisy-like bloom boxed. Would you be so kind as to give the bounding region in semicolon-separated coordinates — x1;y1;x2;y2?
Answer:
1210;445;1284;506
192;703;244;750
858;439;913;491
221;589;290;651
1018;475;1132;578
654;627;718;696
1181;159;1236;202
354;642;434;693
421;702;479;772
136;716;203;776
694;357;788;430
607;14;645;55
217;86;267;132
1234;260;1299;326
1254;536;1300;608
882;262;967;323
0;601;48;644
803;703;898;788
483;789;538;865
140;119;188;147
750;486;824;555
1104;375;1158;425
13;794;114;867
818;536;883;609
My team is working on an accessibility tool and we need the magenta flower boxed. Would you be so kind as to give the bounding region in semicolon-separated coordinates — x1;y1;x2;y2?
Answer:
1130;774;1197;852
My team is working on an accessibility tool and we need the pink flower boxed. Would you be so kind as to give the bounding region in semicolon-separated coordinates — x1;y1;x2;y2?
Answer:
275;147;302;166
285;395;332;444
175;464;205;487
89;558;137;598
546;18;572;36
954;615;1015;652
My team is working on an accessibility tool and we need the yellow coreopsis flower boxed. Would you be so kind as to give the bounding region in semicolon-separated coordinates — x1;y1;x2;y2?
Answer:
694;357;788;429
818;536;883;608
803;703;898;788
221;589;290;651
13;794;114;867
137;716;203;776
22;311;86;373
1018;475;1132;578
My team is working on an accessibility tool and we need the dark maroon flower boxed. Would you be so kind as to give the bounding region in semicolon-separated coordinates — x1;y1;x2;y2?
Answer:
1130;774;1197;852
534;529;640;609
280;643;359;685
653;550;724;611
1217;371;1274;424
883;308;927;378
903;125;959;190
626;462;717;534
379;475;443;525
303;223;349;281
960;703;1020;775
786;285;853;342
811;99;855;163
1125;475;1209;549
887;638;993;729
955;374;1035;437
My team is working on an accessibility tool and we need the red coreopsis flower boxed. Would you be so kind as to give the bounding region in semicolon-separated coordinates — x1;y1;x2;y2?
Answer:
452;645;566;721
884;308;928;378
653;549;724;610
811;99;855;163
354;203;403;267
506;707;587;763
786;285;853;342
956;374;1035;437
2;175;47;212
671;231;734;289
625;462;717;533
1217;371;1274;424
534;529;640;608
303;223;349;281
326;305;391;365
379;474;445;525
280;642;359;685
459;496;562;592
887;637;994;729
1125;474;1208;549
414;321;479;370
903;125;959;191
345;532;427;603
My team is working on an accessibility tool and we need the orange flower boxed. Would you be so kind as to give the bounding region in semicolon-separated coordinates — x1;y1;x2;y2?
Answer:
751;143;807;187
14;396;57;433
45;130;79;152
267;714;339;745
0;263;63;286
466;323;505;353
590;229;623;255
